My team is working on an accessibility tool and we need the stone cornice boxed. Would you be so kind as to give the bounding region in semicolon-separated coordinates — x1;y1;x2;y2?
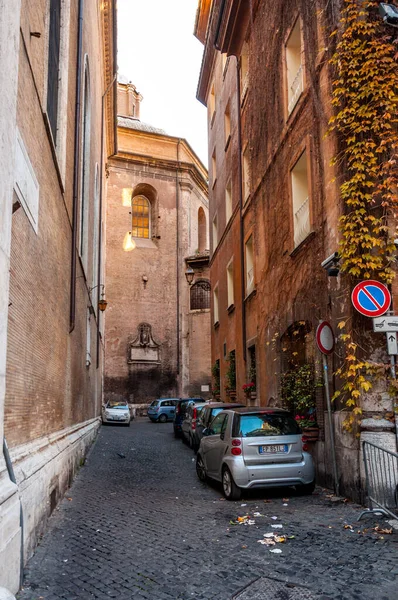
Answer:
111;150;209;195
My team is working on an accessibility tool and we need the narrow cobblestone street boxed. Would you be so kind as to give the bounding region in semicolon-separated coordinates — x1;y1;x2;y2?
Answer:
18;420;398;600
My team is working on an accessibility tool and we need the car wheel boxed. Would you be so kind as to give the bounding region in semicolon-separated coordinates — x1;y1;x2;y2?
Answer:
159;414;167;423
296;481;316;495
196;455;207;482
222;466;242;501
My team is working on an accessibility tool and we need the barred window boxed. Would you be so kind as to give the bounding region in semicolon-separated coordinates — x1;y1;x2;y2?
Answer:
132;195;150;238
190;280;211;310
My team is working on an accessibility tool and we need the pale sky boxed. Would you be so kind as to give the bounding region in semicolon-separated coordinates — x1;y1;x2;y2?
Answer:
117;0;208;167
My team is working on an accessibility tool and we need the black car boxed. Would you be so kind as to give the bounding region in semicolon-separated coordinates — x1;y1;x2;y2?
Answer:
173;397;205;438
193;402;245;451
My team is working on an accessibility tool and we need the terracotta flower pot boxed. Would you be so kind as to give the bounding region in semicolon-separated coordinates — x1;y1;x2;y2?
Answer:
302;427;319;442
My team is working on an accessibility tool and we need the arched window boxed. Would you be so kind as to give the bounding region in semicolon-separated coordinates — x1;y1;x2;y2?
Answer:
190;279;211;310
198;207;206;252
132;195;150;239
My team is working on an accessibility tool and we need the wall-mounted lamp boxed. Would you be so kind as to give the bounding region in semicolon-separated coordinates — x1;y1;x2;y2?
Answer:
89;284;108;312
185;266;195;286
123;232;136;252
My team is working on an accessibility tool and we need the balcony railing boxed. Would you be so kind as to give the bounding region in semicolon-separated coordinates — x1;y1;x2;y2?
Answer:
294;196;310;247
288;64;303;114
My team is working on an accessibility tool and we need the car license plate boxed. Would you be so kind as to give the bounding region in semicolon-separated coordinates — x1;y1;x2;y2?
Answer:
259;445;288;454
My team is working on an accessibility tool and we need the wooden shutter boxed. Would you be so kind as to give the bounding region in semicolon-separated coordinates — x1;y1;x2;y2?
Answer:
47;0;61;143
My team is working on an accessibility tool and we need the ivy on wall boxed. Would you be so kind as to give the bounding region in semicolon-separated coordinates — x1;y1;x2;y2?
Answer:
329;0;398;428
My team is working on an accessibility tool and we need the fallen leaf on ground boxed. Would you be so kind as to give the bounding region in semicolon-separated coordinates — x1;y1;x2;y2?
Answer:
374;526;393;534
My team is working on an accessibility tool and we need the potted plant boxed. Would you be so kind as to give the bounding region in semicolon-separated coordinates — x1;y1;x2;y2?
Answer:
242;382;256;400
295;414;319;442
212;361;221;399
281;363;320;441
225;351;236;400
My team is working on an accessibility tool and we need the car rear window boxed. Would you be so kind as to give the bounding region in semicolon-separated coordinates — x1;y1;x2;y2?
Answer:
211;408;224;418
236;413;300;437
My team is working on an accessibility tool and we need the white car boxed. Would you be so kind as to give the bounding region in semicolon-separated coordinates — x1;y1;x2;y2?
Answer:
102;402;131;426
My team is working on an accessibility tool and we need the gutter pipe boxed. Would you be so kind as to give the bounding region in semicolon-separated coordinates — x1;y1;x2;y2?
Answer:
236;60;247;363
69;0;84;333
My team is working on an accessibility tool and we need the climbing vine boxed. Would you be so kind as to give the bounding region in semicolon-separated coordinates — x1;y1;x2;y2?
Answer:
329;0;398;428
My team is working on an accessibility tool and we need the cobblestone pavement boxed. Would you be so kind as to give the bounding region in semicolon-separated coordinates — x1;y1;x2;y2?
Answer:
18;419;398;600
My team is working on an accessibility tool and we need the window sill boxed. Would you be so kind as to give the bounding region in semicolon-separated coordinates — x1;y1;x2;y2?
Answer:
214;320;220;329
227;303;235;314
290;230;316;258
244;288;257;303
224;135;231;152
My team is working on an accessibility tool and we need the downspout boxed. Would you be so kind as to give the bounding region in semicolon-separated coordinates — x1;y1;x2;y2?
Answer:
236;60;247;363
176;140;181;382
3;438;23;589
69;0;84;333
96;71;117;368
96;0;118;368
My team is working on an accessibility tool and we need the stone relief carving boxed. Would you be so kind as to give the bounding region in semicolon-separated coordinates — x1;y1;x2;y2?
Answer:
128;323;160;364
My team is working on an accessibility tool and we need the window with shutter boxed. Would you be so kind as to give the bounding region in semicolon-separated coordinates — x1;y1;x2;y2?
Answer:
47;0;61;143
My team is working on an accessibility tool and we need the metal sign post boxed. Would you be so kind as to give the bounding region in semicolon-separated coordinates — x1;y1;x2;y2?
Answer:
316;321;339;496
322;354;340;497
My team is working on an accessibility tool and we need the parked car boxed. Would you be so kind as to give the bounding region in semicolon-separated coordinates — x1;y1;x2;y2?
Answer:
102;402;131;426
173;397;205;438
147;398;179;423
181;401;207;448
193;402;245;451
196;407;315;500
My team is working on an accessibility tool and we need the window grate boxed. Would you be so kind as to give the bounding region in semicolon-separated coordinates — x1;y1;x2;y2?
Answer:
190;280;210;310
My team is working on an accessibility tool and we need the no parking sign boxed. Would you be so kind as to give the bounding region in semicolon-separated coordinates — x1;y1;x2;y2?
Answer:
351;280;391;318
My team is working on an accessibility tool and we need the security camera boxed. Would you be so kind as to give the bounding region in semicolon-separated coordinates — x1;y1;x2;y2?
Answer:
321;252;340;277
379;3;398;27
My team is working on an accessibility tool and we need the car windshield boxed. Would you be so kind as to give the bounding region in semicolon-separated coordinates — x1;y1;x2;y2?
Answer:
237;413;300;437
150;400;159;407
107;402;128;409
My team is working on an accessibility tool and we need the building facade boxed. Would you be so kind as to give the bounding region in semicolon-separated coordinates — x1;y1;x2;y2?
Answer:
195;0;398;501
0;0;116;592
104;81;211;406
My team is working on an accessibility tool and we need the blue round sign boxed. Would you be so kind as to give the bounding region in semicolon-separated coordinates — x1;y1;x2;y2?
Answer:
351;280;391;317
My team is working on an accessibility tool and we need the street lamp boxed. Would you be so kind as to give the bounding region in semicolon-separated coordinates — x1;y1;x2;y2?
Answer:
89;284;108;312
185;266;195;286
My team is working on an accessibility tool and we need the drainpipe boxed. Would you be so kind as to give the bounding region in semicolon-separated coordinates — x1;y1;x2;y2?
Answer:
69;0;84;333
96;71;117;368
236;60;247;364
176;140;181;382
3;439;23;589
96;0;118;368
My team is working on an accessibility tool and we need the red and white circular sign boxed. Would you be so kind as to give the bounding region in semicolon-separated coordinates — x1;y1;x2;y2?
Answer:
351;280;391;318
316;321;335;355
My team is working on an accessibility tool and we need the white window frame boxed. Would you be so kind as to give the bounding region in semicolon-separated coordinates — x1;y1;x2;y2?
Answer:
286;18;303;115
291;150;310;248
245;235;254;295
213;284;219;324
227;259;234;308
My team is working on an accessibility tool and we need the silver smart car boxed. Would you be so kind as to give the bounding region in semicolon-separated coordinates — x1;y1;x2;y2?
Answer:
196;407;315;500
